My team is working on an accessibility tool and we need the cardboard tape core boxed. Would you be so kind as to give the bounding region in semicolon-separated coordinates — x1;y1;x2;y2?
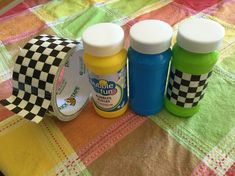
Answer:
53;47;90;121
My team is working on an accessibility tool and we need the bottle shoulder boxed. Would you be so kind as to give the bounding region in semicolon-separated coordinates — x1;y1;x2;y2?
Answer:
84;49;127;74
172;44;219;74
128;47;172;64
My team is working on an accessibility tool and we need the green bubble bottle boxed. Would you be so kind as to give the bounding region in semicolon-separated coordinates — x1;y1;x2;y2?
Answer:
164;18;225;117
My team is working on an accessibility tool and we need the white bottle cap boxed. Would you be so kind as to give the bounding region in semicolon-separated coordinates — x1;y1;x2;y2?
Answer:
177;18;225;53
130;20;173;54
82;23;124;57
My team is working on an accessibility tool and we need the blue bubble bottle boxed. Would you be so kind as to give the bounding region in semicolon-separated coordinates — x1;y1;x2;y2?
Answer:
128;20;173;116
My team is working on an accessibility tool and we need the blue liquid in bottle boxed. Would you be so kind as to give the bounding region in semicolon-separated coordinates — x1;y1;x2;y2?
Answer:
128;20;173;116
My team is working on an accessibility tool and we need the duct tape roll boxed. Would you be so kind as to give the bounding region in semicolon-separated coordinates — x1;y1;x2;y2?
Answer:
0;34;91;123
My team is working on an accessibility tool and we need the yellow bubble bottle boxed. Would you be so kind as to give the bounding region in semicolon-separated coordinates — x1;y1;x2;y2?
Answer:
82;23;128;118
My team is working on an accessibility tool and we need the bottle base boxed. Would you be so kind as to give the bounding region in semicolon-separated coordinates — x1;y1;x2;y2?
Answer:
130;104;163;116
93;103;128;118
164;97;199;117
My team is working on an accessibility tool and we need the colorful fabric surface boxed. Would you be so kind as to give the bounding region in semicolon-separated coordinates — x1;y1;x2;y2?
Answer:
0;0;23;16
0;0;234;175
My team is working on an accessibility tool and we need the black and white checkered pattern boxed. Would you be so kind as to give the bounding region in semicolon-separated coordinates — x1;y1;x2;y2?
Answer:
166;66;212;108
0;34;78;123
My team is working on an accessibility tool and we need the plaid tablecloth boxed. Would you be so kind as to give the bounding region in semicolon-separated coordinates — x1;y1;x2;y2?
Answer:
0;0;234;175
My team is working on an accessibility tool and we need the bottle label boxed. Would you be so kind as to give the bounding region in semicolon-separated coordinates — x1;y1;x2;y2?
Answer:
166;66;212;108
88;67;128;112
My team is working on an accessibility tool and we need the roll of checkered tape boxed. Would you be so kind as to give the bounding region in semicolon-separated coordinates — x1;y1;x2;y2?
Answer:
0;34;90;123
